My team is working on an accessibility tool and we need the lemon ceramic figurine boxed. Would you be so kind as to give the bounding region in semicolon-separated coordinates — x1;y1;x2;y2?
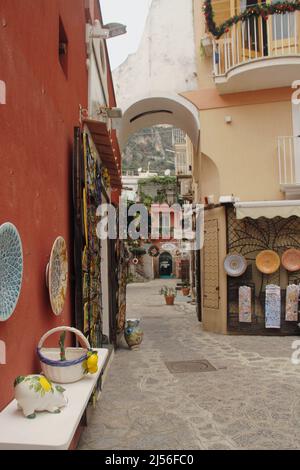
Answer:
14;375;67;419
82;351;98;375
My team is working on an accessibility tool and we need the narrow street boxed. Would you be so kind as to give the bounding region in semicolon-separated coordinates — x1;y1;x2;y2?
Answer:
79;280;300;450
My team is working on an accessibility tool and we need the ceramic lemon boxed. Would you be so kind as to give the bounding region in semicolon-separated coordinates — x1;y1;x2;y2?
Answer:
82;351;98;375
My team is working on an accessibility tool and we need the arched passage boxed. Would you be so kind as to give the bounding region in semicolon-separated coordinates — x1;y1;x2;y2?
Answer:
119;93;200;152
201;152;221;201
159;251;173;278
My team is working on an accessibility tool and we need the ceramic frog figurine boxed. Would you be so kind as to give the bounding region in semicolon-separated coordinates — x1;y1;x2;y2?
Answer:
14;375;67;419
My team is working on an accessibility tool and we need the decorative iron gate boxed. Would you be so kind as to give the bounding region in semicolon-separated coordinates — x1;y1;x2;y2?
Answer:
226;206;300;335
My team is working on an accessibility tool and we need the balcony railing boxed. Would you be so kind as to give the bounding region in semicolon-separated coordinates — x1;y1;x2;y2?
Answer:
176;164;192;176
278;136;300;185
213;12;300;77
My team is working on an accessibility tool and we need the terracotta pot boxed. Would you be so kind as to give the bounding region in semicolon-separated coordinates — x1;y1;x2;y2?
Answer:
165;295;175;305
182;288;190;296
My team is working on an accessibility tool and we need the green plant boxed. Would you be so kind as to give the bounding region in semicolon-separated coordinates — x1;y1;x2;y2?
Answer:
129;247;147;256
126;272;135;284
182;281;190;288
159;286;177;297
59;331;66;361
203;0;300;39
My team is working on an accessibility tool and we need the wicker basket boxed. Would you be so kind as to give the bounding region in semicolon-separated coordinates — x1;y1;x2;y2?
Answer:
37;326;90;384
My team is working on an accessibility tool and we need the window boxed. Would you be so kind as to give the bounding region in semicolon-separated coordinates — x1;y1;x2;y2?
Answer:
59;17;68;77
272;0;295;40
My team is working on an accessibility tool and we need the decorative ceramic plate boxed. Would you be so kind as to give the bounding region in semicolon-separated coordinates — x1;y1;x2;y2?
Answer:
256;250;280;274
224;254;247;277
0;223;23;321
281;248;300;272
148;245;160;257
48;237;68;315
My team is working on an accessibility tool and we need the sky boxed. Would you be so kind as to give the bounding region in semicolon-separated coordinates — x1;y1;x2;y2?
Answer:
100;0;152;70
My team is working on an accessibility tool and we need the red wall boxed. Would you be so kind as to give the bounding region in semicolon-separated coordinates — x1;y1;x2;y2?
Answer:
0;0;95;410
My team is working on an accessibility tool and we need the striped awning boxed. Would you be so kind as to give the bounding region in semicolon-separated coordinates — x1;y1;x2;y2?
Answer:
234;200;300;219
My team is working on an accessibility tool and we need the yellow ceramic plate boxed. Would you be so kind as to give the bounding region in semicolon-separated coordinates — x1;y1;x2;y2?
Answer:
256;250;280;274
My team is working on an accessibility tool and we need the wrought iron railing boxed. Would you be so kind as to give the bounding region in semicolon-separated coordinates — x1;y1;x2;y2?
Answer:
213;11;300;76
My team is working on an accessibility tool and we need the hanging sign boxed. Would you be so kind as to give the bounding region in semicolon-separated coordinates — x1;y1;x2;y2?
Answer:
161;243;177;252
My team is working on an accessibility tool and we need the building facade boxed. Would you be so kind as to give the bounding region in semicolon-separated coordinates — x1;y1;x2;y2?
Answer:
185;0;300;334
0;0;121;412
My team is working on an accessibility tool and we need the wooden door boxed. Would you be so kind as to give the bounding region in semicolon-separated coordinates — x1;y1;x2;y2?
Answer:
202;207;227;334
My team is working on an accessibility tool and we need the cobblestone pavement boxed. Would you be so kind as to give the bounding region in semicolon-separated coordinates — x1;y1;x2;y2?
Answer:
79;279;300;450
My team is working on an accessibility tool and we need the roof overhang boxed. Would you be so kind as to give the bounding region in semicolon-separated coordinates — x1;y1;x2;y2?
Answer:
83;118;122;188
234;200;300;219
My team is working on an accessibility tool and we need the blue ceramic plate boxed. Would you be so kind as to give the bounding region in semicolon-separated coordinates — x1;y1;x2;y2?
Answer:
0;223;23;321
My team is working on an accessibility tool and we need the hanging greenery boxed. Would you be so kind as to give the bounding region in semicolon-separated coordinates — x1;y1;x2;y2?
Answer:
129;247;147;256
203;0;300;39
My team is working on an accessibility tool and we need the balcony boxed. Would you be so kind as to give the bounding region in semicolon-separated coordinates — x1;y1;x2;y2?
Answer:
178;177;193;201
278;135;300;198
212;11;300;94
176;164;192;177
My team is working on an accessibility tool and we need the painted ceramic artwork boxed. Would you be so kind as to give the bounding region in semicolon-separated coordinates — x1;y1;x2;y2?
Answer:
14;375;67;419
224;253;247;277
282;248;300;272
47;237;68;315
124;319;143;350
0;222;23;321
256;250;280;274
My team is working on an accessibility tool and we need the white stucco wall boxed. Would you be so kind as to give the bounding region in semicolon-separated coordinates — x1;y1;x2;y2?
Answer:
113;0;198;111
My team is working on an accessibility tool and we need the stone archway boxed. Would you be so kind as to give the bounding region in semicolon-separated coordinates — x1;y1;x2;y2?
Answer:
118;93;200;152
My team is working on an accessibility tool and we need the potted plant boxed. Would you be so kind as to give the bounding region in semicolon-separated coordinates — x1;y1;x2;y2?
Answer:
159;286;177;305
181;282;190;296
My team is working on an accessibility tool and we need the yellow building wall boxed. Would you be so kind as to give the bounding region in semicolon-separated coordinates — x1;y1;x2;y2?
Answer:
193;0;294;203
200;100;293;201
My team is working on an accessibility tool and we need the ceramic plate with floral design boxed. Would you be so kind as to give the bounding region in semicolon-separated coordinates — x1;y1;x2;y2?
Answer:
47;237;68;315
0;222;23;321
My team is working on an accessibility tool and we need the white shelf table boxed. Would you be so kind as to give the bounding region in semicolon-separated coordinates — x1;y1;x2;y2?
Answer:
0;348;108;450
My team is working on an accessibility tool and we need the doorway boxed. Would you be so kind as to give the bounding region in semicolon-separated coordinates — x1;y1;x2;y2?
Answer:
159;252;173;278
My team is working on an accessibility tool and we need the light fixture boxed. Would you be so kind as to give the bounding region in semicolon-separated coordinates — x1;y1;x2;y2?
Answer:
88;20;127;40
103;23;127;39
97;106;123;119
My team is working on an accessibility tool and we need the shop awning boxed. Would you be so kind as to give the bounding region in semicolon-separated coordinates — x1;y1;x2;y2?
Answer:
234;200;300;219
83;118;122;188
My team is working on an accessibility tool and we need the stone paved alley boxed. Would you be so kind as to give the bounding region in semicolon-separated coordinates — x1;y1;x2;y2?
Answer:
79;280;300;450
